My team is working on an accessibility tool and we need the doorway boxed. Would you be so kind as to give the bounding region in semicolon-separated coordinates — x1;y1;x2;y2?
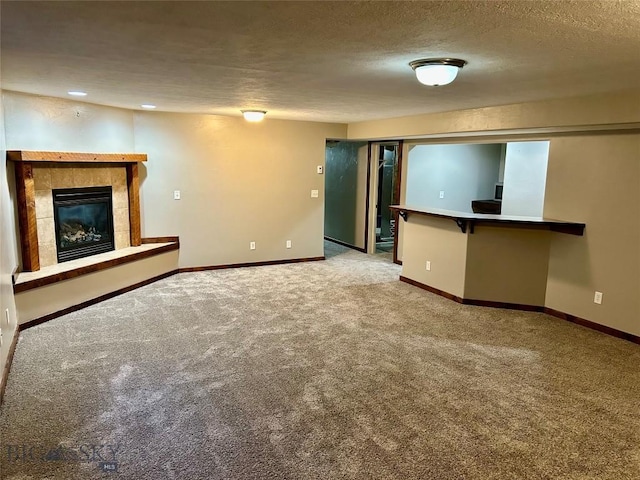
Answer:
367;142;402;260
323;139;403;262
324;140;368;251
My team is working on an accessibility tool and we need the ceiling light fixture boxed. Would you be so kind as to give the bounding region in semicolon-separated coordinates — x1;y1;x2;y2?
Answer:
67;90;87;97
241;110;267;122
409;58;467;86
140;104;157;109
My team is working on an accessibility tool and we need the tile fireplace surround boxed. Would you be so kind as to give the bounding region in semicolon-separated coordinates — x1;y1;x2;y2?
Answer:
7;151;146;272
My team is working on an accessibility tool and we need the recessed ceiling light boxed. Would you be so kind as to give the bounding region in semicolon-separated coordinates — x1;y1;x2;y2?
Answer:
409;58;467;86
67;90;87;97
241;110;267;122
140;104;157;109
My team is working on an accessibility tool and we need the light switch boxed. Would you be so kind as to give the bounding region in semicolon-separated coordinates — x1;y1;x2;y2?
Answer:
173;190;181;200
439;191;445;199
317;165;324;174
311;190;319;198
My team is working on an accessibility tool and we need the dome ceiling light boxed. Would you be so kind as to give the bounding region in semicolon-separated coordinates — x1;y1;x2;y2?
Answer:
242;110;267;122
409;58;467;86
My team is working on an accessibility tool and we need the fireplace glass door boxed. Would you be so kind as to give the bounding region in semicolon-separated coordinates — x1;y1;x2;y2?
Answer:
53;186;116;263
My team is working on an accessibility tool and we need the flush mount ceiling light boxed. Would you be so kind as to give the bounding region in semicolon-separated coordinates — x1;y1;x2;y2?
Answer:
140;104;157;109
241;110;267;122
67;90;87;97
409;58;467;86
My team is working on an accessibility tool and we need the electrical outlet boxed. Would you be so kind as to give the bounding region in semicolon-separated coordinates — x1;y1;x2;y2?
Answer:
311;189;319;198
426;261;431;271
173;190;181;200
317;165;323;174
594;291;603;304
286;240;292;249
250;241;256;250
4;308;9;327
439;191;445;199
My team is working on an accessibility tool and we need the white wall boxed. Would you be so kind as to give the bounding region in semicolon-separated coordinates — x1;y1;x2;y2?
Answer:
3;91;134;152
405;143;502;213
501;141;549;217
0;90;19;393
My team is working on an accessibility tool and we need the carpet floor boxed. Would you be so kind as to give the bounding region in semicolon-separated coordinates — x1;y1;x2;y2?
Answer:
1;242;639;479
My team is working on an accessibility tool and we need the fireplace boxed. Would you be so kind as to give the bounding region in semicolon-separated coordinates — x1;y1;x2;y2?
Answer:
8;150;145;272
53;186;115;263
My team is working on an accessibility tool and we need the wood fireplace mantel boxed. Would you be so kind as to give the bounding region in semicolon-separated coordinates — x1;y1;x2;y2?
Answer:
7;150;147;163
8;150;147;272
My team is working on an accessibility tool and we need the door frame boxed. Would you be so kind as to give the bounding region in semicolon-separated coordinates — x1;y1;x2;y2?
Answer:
324;139;370;253
366;140;403;259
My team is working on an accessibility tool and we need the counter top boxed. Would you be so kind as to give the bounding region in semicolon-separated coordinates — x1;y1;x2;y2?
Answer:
390;205;585;235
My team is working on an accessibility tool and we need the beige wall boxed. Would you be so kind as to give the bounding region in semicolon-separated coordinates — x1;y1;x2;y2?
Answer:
464;227;550;306
15;251;179;324
401;219;550;306
0;88;19;390
401;215;468;298
347;90;640;140
391;95;639;336
544;134;640;336
134;112;346;268
2;91;347;271
2;90;638;338
396;143;410;262
354;144;368;249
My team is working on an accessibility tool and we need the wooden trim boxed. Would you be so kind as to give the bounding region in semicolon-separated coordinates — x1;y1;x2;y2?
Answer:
401;275;543;311
363;142;372;253
126;163;142;246
11;265;19;286
463;298;543;312
0;329;20;406
544;307;640;344
392;140;403;264
394;259;403;266
142;236;180;244
13;242;179;294
179;256;325;273
15;162;40;271
399;275;463;303
18;270;179;331
324;236;366;253
400;276;640;344
7;151;147;163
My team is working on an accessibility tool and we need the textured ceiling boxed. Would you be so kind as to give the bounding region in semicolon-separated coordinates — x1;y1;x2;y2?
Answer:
1;1;639;123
